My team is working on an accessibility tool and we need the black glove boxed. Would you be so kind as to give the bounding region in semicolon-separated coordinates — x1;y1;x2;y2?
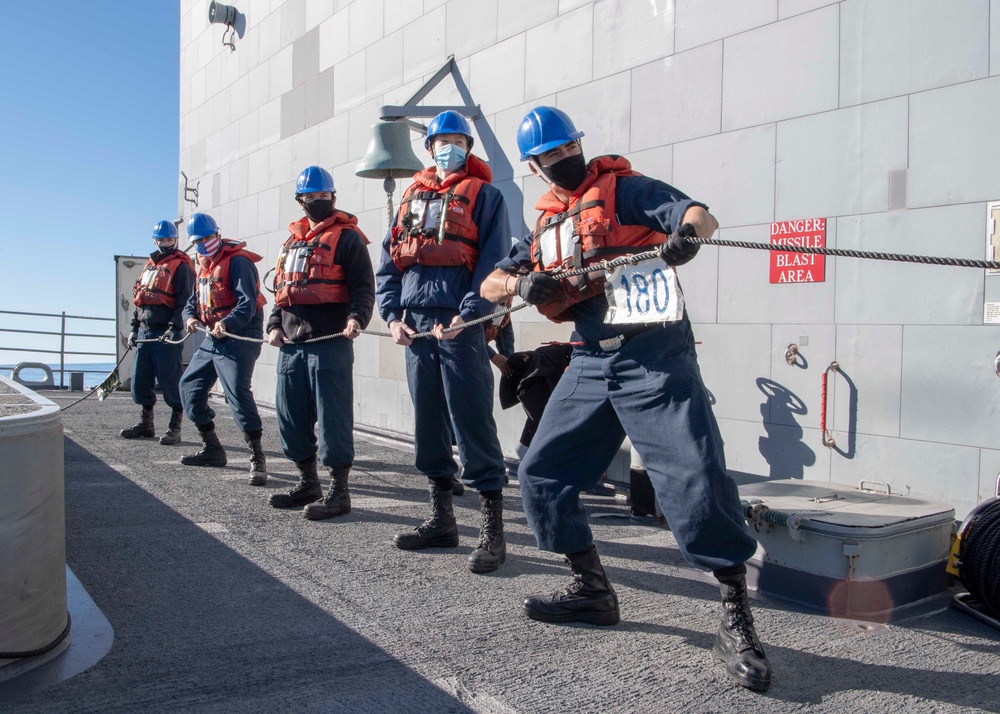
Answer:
659;223;701;267
515;273;562;305
127;331;138;348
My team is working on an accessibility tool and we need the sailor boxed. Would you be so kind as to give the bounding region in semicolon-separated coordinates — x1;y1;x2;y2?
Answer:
479;107;772;692
178;212;269;485
375;110;510;574
120;220;195;445
265;166;375;520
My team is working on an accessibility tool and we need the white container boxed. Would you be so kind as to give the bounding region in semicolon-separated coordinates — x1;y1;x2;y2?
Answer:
0;377;67;656
740;479;955;622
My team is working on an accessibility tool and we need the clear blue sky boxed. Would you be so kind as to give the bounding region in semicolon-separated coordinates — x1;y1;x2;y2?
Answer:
0;1;179;363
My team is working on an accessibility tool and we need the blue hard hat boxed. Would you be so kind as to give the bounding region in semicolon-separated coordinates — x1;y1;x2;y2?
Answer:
152;220;178;240
516;106;584;161
187;213;220;242
295;165;336;195
425;110;474;150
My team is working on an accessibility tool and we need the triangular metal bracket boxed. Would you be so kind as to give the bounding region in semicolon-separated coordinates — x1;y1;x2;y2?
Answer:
379;56;482;136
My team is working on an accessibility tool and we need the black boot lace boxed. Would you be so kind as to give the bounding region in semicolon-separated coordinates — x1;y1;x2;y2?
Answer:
476;500;503;551
724;582;765;655
416;493;451;535
249;443;266;472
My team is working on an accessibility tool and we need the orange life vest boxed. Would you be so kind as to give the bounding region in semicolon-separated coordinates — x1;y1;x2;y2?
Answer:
133;250;194;309
530;155;666;322
389;154;492;272
273;212;369;308
196;241;268;327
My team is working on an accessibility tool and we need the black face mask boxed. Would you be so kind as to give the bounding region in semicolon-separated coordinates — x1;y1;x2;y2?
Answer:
155;243;177;255
302;198;335;223
543;153;588;192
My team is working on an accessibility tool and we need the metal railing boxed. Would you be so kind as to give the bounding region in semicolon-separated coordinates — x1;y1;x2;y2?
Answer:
0;309;116;388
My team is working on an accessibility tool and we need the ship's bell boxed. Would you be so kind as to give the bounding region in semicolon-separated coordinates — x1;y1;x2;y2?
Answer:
355;121;425;180
356;121;426;224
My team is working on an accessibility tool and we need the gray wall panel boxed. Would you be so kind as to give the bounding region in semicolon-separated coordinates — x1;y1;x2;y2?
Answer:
470;35;527;117
366;31;403;98
695;323;772;422
678;244;718;325
292;28;320;89
305;0;335;33
271;46;294;101
304;67;336;129
673;125;776;228
901;326;1000;449
829;432;979;520
775;98;908;220
721;6;839;131
630;42;723;151
994;0;1000;76
525;7;593;100
909;76;1000;207
383;0;422;36
400;7;447;83
446;0;498;60
840;0;989;106
260;98;281;147
318;9;349;72
676;0;776;52
832;325;903;439
280;0;307;50
498;0;560;41
625;145;672;183
979;448;1000;507
348;0;384;54
834;206;985;325
333;51;366;114
592;0;673;79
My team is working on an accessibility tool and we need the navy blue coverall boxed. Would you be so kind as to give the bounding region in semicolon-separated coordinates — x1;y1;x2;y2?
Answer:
179;255;265;436
498;175;757;572
267;228;375;468
375;184;510;493
130;249;195;410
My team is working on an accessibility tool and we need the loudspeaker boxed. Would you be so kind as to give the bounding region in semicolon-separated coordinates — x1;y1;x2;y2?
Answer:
209;1;236;26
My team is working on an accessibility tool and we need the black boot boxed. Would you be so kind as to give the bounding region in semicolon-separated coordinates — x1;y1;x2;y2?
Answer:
304;465;352;520
159;408;183;445
468;494;506;573
180;423;227;467
393;482;459;550
246;433;267;486
712;570;772;692
522;545;619;626
268;458;323;508
120;406;154;439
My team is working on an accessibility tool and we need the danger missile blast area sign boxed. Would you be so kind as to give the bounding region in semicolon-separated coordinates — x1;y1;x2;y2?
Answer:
769;218;826;284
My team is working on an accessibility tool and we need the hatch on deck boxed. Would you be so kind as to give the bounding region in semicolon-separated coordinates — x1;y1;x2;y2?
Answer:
739;479;956;622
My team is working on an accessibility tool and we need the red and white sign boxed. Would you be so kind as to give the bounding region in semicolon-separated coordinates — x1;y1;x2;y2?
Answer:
769;218;826;284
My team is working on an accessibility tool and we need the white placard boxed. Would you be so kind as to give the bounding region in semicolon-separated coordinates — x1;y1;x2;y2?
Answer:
604;259;684;325
984;302;1000;324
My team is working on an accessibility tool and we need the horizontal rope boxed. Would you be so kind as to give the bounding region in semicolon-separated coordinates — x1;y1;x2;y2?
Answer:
688;236;1000;270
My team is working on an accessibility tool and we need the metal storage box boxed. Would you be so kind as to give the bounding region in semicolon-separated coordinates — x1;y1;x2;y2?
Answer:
739;479;956;622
